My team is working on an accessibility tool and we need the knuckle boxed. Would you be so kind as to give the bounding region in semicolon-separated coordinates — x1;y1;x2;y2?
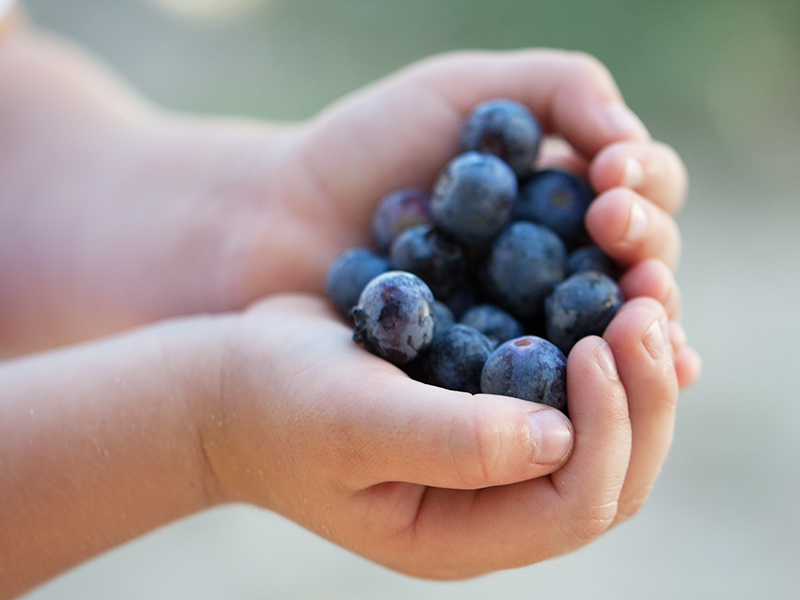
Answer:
571;500;619;542
616;490;651;524
565;51;617;92
450;403;504;489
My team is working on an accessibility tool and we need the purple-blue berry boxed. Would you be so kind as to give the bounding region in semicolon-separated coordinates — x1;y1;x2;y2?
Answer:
351;271;436;365
431;152;517;248
389;224;468;301
545;271;624;355
461;98;543;180
514;169;595;249
423;324;496;394
480;336;568;411
372;187;432;253
325;248;391;316
482;221;568;321
460;303;525;345
432;300;456;338
567;245;621;280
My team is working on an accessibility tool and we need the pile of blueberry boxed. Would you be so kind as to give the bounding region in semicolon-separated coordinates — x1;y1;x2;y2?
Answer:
326;99;624;412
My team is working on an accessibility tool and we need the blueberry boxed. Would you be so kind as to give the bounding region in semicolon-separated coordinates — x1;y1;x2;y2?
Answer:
545;271;624;355
423;324;496;394
325;248;391;316
480;336;567;411
514;169;595;249
432;300;456;338
442;279;481;319
567;245;621;280
482;221;567;321
461;98;543;180
431;152;517;248
351;271;436;365
389;224;468;300
372;187;433;253
460;303;525;345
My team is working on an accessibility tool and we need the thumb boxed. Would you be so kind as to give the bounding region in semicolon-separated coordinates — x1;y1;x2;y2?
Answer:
335;373;574;490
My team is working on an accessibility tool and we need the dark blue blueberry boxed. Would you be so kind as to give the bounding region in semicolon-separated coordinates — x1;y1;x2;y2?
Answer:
351;271;436;365
423;324;496;394
372;187;432;253
443;279;481;319
567;245;621;280
514;169;595;249
389;224;468;301
325;248;391;316
460;303;525;345
482;221;567;321
461;98;543;180
431;152;517;248
545;271;624;355
480;336;567;412
432;300;456;338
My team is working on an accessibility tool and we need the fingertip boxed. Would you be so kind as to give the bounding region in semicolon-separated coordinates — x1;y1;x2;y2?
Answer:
669;321;687;355
604;296;673;358
675;346;703;390
601;103;651;143
618;259;682;321
589;143;644;193
527;407;574;468
586;188;681;270
589;140;688;214
565;336;627;419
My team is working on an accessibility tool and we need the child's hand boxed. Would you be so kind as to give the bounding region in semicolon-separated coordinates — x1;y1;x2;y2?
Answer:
198;291;678;578
0;289;682;594
1;39;700;391
237;50;684;293
260;49;699;387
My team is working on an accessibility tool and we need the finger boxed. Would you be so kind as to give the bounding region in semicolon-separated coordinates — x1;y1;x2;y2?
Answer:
585;187;682;270
534;136;589;176
394;335;632;577
618;258;682;321
329;373;575;491
602;297;679;524
675;345;702;390
546;335;631;543
410;50;650;156
670;321;687;355
305;49;649;215
589;140;688;214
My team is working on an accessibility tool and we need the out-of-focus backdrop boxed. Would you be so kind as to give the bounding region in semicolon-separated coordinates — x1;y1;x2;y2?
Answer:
19;0;800;598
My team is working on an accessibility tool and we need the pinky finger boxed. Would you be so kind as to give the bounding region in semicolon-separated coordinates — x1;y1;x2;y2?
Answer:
675;346;702;390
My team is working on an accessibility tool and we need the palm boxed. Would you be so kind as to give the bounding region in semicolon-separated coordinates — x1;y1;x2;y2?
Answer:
217;292;678;579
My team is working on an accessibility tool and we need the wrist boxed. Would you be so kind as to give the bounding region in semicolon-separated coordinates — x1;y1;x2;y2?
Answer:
0;315;229;595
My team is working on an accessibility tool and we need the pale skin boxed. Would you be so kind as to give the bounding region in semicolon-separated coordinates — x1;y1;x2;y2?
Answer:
0;11;701;599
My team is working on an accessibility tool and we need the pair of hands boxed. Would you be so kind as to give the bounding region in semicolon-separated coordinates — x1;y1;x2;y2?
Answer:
0;31;700;584
188;50;700;576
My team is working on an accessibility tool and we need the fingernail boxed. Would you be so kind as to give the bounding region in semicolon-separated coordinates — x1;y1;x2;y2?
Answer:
605;104;650;140
643;319;669;358
626;199;649;242
528;409;573;465
594;341;618;380
622;156;644;189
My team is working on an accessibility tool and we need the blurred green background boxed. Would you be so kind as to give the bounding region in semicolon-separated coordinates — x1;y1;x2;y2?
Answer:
20;0;800;598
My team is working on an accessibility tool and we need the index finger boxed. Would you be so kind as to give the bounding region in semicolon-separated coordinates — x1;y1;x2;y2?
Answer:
409;49;651;158
305;49;650;216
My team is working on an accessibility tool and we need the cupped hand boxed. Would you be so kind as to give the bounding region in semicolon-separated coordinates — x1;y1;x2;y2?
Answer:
229;49;700;386
234;49;662;298
199;291;678;578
